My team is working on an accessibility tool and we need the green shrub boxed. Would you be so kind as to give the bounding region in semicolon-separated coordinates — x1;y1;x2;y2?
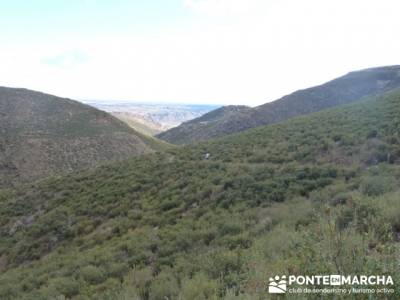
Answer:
149;268;179;300
330;192;349;206
127;267;153;299
181;273;218;300
41;276;80;298
360;176;394;196
106;262;128;279
0;282;18;300
218;222;242;236
80;265;105;284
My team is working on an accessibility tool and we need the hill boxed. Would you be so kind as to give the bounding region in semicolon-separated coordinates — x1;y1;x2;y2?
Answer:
110;112;164;136
156;105;250;144
0;87;168;187
158;65;400;144
1;90;400;299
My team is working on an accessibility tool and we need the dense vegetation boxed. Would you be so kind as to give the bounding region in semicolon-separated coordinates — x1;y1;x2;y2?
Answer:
0;87;169;188
1;90;400;299
158;65;400;144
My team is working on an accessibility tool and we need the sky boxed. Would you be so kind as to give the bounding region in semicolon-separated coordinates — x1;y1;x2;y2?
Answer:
1;0;399;106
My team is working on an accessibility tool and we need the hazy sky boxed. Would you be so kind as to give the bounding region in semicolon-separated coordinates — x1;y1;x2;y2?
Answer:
1;0;399;105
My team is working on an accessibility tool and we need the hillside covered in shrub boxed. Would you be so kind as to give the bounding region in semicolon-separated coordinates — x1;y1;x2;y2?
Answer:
1;91;400;299
158;65;400;145
0;87;169;188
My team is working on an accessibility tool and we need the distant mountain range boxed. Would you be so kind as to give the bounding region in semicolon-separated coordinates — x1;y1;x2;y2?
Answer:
85;102;220;136
158;65;400;144
0;87;169;187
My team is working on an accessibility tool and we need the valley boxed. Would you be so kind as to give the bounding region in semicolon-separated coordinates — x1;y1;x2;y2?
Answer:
2;1;399;298
84;101;220;136
1;87;400;299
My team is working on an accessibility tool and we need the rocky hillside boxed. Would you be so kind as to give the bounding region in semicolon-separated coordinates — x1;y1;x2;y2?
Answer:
0;87;168;187
110;112;164;136
158;65;400;144
157;105;250;144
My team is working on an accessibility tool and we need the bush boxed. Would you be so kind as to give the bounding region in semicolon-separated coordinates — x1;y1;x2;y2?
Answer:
218;222;242;236
0;283;18;300
80;265;105;284
330;193;349;206
149;268;179;300
360;176;394;197
128;267;153;299
41;277;80;298
106;262;128;279
181;273;218;300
